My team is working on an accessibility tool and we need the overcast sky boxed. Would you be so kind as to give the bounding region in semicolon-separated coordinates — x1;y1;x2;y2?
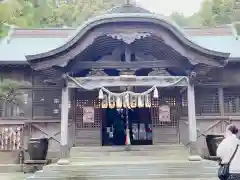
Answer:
136;0;203;16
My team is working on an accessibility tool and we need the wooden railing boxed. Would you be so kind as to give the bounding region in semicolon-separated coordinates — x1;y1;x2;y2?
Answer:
0;125;23;151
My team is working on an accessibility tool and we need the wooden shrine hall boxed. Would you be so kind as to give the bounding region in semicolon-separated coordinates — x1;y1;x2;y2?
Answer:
26;4;229;159
1;3;240;161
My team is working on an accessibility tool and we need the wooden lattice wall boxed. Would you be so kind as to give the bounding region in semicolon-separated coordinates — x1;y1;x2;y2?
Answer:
224;87;240;114
151;89;181;144
32;88;62;119
181;87;221;116
151;96;179;128
74;90;102;146
195;87;220;115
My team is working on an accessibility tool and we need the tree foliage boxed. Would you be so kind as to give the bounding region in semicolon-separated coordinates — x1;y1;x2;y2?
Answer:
1;0;240;37
170;0;240;33
0;79;31;116
0;0;125;37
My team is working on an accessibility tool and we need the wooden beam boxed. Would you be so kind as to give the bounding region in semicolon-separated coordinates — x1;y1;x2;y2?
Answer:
67;75;188;89
196;82;240;87
69;60;187;72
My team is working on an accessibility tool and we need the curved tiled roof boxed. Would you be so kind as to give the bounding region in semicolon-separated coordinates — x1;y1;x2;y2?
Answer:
0;4;238;64
24;4;229;61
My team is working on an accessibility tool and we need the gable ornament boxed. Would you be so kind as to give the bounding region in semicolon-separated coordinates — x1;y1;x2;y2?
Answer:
148;68;170;76
106;32;151;44
86;69;108;77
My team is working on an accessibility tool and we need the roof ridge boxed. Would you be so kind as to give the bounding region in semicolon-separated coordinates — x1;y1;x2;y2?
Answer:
5;23;236;39
183;25;233;29
13;27;76;30
11;25;233;31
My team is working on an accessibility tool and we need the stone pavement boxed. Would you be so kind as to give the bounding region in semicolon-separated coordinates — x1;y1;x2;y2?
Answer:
27;145;220;180
0;173;30;180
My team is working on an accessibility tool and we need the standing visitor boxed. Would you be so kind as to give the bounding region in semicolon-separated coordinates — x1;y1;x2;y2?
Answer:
217;125;240;180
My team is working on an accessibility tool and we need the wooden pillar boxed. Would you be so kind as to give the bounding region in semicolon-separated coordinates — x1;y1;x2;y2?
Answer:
59;85;70;161
187;83;197;142
218;87;224;116
187;82;201;161
125;46;131;62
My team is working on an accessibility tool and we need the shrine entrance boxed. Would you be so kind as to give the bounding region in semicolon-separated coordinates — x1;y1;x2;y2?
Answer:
70;75;186;147
102;107;152;146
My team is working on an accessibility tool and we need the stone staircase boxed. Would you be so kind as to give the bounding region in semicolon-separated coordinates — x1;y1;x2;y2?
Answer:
27;145;219;180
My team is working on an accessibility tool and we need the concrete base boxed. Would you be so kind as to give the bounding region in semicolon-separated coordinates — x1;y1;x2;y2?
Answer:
188;155;202;161
57;159;70;165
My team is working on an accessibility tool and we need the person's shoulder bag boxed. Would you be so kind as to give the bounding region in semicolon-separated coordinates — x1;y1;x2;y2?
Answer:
218;144;239;180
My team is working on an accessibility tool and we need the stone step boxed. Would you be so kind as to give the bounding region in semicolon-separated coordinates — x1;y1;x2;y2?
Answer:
27;145;217;180
45;160;218;170
27;173;218;180
70;147;189;161
69;155;189;162
28;177;218;180
0;173;30;180
0;164;22;173
70;145;186;154
35;161;218;179
70;151;189;157
37;169;217;176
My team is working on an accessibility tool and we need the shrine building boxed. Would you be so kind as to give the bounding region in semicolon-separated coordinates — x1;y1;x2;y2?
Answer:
0;4;240;159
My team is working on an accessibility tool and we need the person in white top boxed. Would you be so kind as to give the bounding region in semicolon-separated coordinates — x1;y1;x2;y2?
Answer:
217;124;240;180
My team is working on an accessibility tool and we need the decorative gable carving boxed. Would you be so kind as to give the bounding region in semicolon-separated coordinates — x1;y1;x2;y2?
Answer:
86;69;108;77
118;69;137;76
148;68;170;76
106;32;151;44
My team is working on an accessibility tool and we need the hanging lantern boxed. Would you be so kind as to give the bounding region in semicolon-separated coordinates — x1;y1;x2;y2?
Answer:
123;94;130;108
101;95;108;108
137;95;144;108
116;96;123;108
130;95;137;108
108;95;116;109
145;94;151;108
98;88;104;100
153;87;159;99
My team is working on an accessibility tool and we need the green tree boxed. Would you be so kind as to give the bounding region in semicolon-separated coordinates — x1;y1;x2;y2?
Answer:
170;12;202;27
170;0;240;34
0;0;125;37
170;12;190;27
0;79;30;116
198;0;234;26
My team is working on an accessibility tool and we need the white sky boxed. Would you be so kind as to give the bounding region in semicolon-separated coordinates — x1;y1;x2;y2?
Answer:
136;0;203;16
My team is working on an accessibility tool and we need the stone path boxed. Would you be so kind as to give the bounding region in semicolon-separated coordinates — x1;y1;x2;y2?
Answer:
0;173;30;180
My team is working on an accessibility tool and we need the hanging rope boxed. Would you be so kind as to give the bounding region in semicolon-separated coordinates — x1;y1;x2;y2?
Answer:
100;86;156;97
